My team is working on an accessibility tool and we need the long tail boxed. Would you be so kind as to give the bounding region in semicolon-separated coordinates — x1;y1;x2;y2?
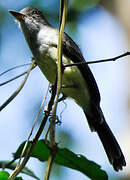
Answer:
84;107;126;171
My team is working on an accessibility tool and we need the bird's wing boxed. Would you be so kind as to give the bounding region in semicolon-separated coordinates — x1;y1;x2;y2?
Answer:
62;32;101;104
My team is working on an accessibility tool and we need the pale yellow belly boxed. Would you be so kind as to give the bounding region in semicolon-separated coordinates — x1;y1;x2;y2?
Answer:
36;47;90;108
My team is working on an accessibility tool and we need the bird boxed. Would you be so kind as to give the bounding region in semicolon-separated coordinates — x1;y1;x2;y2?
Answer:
9;6;126;171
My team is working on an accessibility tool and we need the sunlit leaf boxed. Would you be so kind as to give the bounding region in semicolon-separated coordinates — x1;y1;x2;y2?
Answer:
0;171;9;180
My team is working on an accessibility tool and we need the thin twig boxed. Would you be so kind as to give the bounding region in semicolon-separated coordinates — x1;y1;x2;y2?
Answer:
44;147;58;180
0;63;31;76
18;84;50;165
0;61;36;111
1;52;129;87
64;51;130;68
44;155;54;180
4;159;16;169
8;81;57;180
0;69;35;86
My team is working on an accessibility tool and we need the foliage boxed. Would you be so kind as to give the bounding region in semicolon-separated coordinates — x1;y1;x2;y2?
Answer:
14;140;108;180
0;171;22;180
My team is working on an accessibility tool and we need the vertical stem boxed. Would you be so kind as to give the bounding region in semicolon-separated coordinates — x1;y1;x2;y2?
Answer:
44;146;58;180
45;1;68;180
49;0;68;148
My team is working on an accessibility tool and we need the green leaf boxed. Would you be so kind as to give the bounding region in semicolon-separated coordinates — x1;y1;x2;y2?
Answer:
0;171;9;180
0;161;39;180
0;170;23;180
14;140;108;180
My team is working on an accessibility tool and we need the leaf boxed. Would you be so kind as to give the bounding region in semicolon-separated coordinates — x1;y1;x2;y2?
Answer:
14;140;108;180
0;171;23;180
0;171;9;180
0;161;40;180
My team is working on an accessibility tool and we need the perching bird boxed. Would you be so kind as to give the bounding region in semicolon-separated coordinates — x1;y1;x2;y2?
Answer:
9;6;126;171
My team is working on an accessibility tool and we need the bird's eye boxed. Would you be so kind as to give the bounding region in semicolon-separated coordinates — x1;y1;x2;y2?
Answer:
32;10;37;15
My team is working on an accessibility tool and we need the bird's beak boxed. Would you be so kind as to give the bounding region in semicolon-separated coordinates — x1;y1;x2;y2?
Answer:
9;10;26;22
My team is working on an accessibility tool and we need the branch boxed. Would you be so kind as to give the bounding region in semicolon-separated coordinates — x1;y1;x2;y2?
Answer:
44;146;58;180
64;51;130;68
18;85;50;166
0;69;34;87
0;63;31;76
0;61;36;111
8;81;57;180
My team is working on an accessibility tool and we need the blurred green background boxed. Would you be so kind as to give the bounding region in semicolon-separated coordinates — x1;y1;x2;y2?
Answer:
0;0;130;179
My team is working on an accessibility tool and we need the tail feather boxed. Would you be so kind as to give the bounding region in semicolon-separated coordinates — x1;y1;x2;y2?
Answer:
84;108;126;171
